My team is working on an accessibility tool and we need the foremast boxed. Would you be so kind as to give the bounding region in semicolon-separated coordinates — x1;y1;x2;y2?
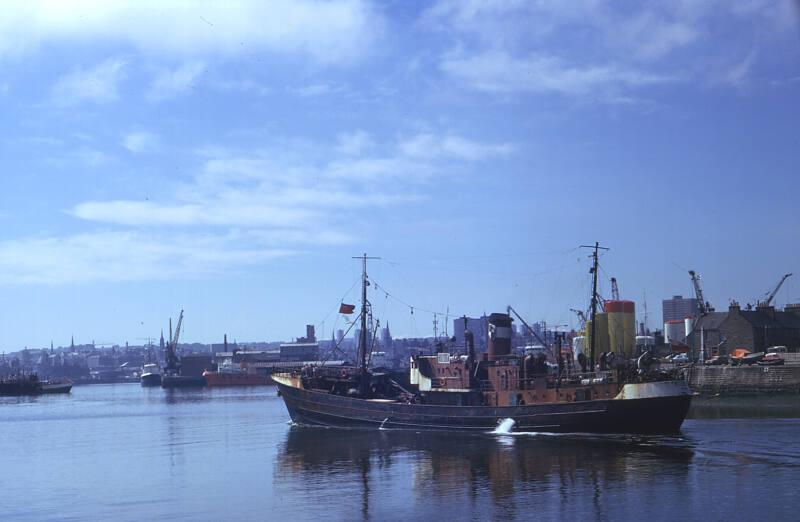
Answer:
581;242;608;372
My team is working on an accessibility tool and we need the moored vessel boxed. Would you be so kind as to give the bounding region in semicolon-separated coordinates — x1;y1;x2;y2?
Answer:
0;374;72;396
40;380;72;394
159;310;207;388
274;250;692;434
0;374;44;396
203;362;270;387
141;363;162;387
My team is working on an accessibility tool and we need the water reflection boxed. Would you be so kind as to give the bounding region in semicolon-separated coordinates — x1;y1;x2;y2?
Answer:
276;428;694;520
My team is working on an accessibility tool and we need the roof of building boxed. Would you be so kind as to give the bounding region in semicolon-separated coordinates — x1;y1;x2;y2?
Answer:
740;309;800;329
695;308;800;331
695;312;728;330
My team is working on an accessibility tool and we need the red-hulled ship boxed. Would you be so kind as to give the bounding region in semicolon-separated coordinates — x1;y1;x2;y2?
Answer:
274;250;692;434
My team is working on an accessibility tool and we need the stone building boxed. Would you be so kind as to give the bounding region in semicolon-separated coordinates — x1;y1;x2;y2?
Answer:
687;302;800;356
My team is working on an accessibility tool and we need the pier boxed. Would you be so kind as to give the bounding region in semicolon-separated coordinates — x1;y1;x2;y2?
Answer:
688;365;800;395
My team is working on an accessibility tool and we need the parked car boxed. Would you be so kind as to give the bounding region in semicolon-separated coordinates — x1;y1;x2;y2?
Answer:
704;355;728;365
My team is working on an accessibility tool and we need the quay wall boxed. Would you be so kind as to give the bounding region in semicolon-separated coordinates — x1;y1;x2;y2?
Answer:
687;366;800;395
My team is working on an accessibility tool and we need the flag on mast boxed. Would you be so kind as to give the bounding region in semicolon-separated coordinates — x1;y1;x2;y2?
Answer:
339;303;356;314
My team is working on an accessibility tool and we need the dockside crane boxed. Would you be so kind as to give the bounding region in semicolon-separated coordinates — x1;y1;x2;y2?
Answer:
570;308;588;330
760;273;793;307
172;309;184;348
507;305;549;352
164;310;184;375
610;277;620;300
689;270;712;315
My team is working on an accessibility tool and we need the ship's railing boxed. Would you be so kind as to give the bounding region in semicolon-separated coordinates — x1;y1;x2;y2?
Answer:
479;371;616;392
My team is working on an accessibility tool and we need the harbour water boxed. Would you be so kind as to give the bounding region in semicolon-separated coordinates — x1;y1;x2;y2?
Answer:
1;385;798;521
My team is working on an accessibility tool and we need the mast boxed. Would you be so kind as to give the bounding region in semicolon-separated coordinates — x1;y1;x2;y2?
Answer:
581;242;609;372
353;253;379;396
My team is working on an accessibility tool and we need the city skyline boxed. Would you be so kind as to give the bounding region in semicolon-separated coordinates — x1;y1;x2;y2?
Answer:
1;1;799;348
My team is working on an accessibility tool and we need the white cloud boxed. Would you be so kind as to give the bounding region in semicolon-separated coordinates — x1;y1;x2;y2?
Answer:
0;131;511;285
289;83;345;97
336;130;372;155
147;62;205;101
423;0;799;96
612;12;699;61
51;58;127;105
398;133;513;161
73;132;511;229
73;200;320;228
122;131;159;153
722;49;757;88
0;231;295;285
440;50;672;97
73;148;113;167
0;0;382;65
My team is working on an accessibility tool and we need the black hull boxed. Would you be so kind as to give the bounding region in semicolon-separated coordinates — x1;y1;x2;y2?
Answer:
41;384;72;394
140;373;162;387
275;381;691;435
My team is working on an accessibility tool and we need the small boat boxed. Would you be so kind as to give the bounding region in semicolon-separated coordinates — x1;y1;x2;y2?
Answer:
741;352;765;365
757;353;785;366
729;348;764;366
140;363;162;387
40;380;72;394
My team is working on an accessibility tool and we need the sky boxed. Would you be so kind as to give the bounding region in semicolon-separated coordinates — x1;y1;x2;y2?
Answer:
1;0;799;349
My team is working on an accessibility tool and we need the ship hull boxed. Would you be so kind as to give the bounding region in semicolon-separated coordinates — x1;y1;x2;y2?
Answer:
161;375;207;388
140;373;162;387
203;371;270;387
274;376;692;434
40;382;72;394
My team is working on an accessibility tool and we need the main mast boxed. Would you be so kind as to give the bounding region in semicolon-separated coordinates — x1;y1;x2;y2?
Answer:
581;242;608;372
354;253;379;396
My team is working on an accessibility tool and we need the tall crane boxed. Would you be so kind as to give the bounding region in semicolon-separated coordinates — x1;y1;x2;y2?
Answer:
689;270;710;316
761;273;792;307
164;310;184;375
570;308;588;329
172;309;184;348
610;277;620;300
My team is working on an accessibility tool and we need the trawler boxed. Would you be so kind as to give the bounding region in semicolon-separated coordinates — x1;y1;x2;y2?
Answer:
274;250;692;434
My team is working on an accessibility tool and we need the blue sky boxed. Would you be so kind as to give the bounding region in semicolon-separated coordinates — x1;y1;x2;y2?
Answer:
0;0;799;349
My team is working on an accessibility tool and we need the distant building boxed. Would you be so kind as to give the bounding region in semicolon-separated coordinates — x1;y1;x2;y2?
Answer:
380;323;393;350
662;295;700;324
279;342;319;361
336;329;345;344
453;316;489;352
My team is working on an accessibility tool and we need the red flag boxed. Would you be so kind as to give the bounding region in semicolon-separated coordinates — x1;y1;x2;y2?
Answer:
339;303;356;314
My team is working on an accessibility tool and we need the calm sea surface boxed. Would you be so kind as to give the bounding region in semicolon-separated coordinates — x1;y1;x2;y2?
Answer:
1;385;798;521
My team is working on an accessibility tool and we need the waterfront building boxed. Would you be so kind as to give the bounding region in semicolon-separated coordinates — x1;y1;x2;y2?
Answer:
687;302;800;356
